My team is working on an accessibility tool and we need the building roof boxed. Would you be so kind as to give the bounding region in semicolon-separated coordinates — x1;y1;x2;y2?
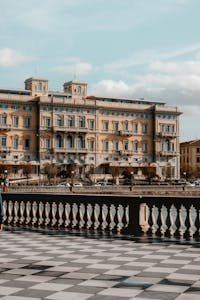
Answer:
180;139;200;147
86;95;165;106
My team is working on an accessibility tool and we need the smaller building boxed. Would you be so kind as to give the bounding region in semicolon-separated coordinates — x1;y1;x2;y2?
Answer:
180;139;200;179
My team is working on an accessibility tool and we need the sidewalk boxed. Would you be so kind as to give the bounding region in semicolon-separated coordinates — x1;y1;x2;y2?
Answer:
0;228;200;299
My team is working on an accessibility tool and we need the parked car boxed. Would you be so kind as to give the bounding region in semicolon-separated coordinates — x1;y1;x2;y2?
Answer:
73;182;83;187
94;181;113;186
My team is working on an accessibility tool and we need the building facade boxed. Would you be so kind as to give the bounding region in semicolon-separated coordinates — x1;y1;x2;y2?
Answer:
180;140;200;179
0;77;181;181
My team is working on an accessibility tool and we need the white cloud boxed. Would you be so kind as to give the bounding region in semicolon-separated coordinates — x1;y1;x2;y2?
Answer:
90;80;131;98
54;61;92;76
0;48;31;67
101;43;200;74
150;60;200;75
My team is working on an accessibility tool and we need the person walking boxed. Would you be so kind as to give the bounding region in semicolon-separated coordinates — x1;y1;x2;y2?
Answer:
0;192;3;231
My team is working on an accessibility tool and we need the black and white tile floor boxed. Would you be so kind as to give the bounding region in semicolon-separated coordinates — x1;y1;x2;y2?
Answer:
0;228;200;300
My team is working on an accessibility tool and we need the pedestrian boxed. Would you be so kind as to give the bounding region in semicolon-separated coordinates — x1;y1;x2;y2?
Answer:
0;192;3;231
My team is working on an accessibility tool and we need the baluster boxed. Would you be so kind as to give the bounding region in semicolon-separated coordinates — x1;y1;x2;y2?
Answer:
9;201;15;226
3;200;8;225
147;203;154;236
121;203;128;233
174;203;182;237
74;203;81;229
193;202;200;238
42;201;47;227
49;202;54;228
98;203;104;231
15;200;21;226
54;202;60;229
34;201;40;227
82;203;88;229
184;203;192;238
25;201;30;225
155;203;163;237
112;204;118;233
165;204;172;237
29;201;34;227
67;203;73;229
90;203;96;230
60;202;65;228
105;204;111;232
20;201;26;226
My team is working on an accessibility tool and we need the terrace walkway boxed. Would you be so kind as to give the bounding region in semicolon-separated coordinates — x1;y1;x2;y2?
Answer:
0;227;200;300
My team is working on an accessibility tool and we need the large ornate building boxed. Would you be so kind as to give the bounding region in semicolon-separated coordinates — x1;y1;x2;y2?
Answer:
0;77;181;181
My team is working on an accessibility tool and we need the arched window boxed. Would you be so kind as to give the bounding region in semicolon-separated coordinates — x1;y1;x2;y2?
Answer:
77;136;84;149
67;135;73;149
56;135;63;148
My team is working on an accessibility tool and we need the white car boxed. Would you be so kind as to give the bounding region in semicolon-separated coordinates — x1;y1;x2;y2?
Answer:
73;182;83;187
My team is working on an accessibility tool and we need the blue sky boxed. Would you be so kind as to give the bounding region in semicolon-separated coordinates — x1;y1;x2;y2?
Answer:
0;0;200;141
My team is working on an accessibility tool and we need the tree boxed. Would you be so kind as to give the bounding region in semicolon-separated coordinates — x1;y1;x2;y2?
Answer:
43;163;58;184
22;163;33;185
109;166;120;185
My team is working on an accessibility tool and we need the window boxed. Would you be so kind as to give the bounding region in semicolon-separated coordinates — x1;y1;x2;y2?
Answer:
67;116;74;128
79;116;85;128
88;139;94;151
142;123;148;133
44;117;51;127
197;157;200;163
56;116;63;127
123;121;128;131
12;116;19;128
102;121;109;131
23;105;32;111
142;142;148;153
197;148;200;153
113;140;118;151
11;105;20;110
44;138;51;149
123;140;128;151
67;135;73;149
133;123;138;133
13;136;19;149
77;136;84;149
103;141;109;152
56;135;63;148
24;138;30;150
24;116;31;128
88;119;94;129
0;114;7;125
133;141;138;152
0;136;6;147
113;122;119;132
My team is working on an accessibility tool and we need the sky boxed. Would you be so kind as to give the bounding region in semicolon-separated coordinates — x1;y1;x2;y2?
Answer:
0;0;200;141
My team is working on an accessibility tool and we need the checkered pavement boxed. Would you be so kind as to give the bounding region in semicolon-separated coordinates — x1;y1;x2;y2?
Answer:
0;228;199;300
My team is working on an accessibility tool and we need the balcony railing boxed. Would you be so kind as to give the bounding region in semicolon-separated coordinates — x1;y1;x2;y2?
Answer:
0;124;11;131
157;132;177;138
2;193;200;240
159;151;178;157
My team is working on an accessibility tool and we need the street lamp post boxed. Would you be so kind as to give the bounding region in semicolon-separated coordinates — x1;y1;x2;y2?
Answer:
70;170;74;192
130;171;134;191
3;170;8;192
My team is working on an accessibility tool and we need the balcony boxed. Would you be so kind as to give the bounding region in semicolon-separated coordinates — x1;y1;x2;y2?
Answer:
54;147;88;153
52;126;95;133
118;130;133;136
0;124;11;131
157;131;177;138
159;150;178;157
0;146;11;153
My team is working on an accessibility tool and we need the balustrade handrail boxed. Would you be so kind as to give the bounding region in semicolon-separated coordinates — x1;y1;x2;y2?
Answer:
2;193;200;240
